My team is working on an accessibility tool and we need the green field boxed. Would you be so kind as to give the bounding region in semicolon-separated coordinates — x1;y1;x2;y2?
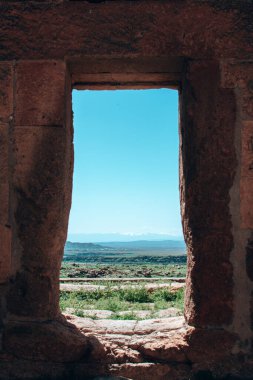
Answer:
60;285;184;320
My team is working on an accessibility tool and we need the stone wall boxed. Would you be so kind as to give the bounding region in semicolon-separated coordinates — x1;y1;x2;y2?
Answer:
0;1;253;379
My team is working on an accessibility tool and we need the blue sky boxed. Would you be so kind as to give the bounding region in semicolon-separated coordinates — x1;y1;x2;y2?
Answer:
68;89;183;240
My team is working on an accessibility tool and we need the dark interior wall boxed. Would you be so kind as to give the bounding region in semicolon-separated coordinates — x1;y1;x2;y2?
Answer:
0;1;253;61
0;1;253;379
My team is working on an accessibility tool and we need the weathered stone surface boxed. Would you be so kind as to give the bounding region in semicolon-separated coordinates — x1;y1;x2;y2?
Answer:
246;238;253;282
109;362;190;380
0;224;11;284
182;61;236;327
0;360;71;380
93;377;132;380
0;62;13;123
241;121;253;229
183;328;237;364
0;123;9;225
222;60;253;354
3;320;89;362
65;308;181;319
7;270;57;319
62;315;190;365
59;315;236;370
0;182;9;226
241;121;253;179
15;61;66;126
241;177;253;229
0;2;253;60
8;123;72;318
134;316;185;335
95;319;137;336
0;360;190;380
0;124;8;182
138;332;187;363
12;127;67;260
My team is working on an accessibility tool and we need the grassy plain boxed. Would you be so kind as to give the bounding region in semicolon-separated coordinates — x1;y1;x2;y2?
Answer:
60;286;184;320
60;256;186;320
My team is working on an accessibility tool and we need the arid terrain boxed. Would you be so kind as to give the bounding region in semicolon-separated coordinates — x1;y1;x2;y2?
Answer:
60;240;186;320
60;262;186;279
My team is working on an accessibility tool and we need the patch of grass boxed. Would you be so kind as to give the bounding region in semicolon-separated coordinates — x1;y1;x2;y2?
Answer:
111;312;139;320
118;287;152;303
75;309;85;317
106;298;121;312
60;285;184;318
174;287;184;311
74;289;107;301
153;288;177;302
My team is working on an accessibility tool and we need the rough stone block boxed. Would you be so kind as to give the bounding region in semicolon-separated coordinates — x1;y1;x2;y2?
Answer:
15;61;66;126
220;61;253;90
184;328;237;363
12;126;69;267
110;362;173;380
240;121;253;228
0;224;11;284
241;89;253;120
13;126;65;189
184;233;234;327
0;123;9;224
8;126;71;318
241;121;253;179
0;2;252;61
0;123;8;181
240;176;253;229
137;327;236;365
220;62;253;120
3;320;89;362
246;239;253;283
7;270;58;319
0;62;13;123
0;183;9;226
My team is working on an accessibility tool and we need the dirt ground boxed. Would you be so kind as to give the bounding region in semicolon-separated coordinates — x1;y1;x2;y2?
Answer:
60;263;187;279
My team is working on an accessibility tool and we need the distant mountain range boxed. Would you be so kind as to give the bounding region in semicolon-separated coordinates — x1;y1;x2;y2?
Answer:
67;233;184;243
98;240;186;249
64;239;186;264
65;241;107;250
65;239;186;254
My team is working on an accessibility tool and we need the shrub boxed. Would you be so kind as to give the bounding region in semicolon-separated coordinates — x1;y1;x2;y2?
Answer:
112;312;138;320
75;309;84;317
153;289;177;302
75;289;107;301
106;299;121;312
119;287;152;303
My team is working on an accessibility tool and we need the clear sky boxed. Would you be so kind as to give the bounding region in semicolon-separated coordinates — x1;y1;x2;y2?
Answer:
68;89;183;239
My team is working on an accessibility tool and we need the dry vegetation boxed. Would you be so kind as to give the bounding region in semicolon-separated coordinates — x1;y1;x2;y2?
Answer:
60;262;186;320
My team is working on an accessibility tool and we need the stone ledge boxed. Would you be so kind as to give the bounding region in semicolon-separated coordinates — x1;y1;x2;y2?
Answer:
1;315;237;369
2;319;89;362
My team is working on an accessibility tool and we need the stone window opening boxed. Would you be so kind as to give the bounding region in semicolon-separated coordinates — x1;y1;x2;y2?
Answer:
61;85;184;323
